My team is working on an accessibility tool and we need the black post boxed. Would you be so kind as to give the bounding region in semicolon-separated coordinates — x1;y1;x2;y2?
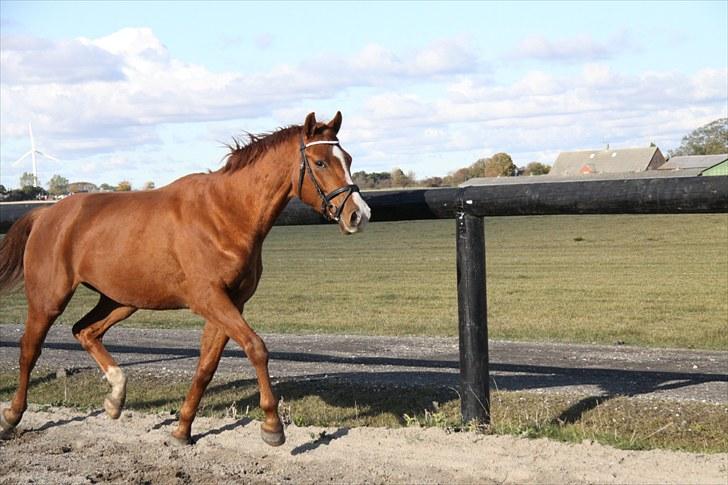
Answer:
455;211;490;424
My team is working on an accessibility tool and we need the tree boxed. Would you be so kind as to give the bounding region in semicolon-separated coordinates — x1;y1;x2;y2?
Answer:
116;180;132;192
390;168;415;188
143;181;156;190
19;172;37;188
0;184;6;194
420;176;444;187
47;174;69;196
4;185;48;201
669;118;728;157
445;167;471;186
352;170;392;189
523;162;551;176
483;153;517;177
99;183;115;192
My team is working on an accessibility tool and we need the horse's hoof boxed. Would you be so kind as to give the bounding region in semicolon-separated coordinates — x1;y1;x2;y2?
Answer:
169;431;192;446
0;408;19;431
261;427;286;447
0;409;18;439
103;396;124;419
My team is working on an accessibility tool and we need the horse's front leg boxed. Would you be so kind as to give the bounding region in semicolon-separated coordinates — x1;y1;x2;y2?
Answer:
171;321;228;444
189;290;284;446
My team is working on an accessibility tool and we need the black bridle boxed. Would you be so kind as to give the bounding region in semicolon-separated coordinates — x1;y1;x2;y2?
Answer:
297;137;360;222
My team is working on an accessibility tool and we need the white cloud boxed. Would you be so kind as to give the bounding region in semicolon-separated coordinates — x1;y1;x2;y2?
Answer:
0;26;725;188
510;30;634;62
352;65;727;175
364;93;429;120
345;36;479;80
1;34;126;84
1;29;483;162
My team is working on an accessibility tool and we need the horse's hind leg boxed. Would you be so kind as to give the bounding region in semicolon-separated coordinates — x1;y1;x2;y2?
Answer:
171;321;228;444
1;293;74;435
72;295;136;419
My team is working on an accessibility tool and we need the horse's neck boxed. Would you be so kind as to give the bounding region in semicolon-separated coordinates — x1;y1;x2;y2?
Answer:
215;145;295;240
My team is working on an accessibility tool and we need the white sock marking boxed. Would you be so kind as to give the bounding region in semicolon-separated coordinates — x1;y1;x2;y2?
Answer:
105;366;127;402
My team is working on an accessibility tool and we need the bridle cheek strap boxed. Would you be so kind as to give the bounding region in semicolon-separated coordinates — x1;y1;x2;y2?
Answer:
298;139;360;222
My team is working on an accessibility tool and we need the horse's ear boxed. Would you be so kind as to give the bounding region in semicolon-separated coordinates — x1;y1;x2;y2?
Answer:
304;112;317;138
327;111;342;134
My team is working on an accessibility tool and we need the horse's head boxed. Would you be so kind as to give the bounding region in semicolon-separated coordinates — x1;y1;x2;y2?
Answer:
296;112;371;234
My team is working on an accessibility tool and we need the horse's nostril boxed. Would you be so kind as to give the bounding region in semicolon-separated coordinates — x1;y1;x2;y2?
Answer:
349;211;360;227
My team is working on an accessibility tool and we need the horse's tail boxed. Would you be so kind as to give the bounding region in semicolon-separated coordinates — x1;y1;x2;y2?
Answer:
0;209;43;294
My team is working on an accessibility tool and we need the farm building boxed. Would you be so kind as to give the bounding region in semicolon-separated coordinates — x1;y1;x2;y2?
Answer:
549;146;666;177
658;154;728;176
702;159;728;176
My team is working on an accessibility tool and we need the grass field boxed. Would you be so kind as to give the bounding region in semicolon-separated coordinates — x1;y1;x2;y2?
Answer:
1;214;727;349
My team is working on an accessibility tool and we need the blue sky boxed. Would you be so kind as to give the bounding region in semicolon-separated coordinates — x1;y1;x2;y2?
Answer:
1;1;726;189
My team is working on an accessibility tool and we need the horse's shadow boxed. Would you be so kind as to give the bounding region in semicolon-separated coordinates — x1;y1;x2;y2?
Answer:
192;417;253;443
290;428;349;455
22;409;104;435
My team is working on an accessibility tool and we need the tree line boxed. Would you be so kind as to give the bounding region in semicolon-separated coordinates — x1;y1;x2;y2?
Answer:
0;175;154;202
352;155;551;189
3;118;725;200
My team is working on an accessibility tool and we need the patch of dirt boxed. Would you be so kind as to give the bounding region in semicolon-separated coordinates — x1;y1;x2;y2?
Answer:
1;405;726;484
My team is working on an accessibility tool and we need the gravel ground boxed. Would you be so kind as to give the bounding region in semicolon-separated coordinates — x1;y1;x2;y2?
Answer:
1;324;726;403
2;324;727;484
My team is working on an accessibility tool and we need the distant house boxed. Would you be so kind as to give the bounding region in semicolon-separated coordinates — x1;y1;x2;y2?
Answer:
68;181;99;193
549;146;666;177
658;154;728;176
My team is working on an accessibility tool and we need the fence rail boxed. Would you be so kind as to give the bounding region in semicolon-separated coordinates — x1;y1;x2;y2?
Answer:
2;175;727;423
278;175;728;225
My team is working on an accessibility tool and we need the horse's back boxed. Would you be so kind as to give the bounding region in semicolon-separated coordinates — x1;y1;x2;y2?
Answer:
25;189;192;308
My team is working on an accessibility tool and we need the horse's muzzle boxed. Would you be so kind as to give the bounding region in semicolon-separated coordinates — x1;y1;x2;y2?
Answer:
340;195;371;234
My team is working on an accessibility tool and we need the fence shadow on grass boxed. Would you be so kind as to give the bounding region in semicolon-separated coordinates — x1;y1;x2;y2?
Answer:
10;340;725;400
5;339;726;431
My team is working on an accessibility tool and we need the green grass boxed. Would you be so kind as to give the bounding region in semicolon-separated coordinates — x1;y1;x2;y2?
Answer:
1;214;727;349
2;369;726;453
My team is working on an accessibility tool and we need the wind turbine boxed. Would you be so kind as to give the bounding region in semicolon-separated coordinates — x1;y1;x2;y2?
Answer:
13;122;59;186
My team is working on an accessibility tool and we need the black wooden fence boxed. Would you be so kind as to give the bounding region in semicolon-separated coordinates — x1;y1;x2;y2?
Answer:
2;175;727;423
281;175;728;423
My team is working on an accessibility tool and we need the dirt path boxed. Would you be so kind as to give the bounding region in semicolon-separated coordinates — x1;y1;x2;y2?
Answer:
1;324;727;403
2;325;728;483
1;405;727;485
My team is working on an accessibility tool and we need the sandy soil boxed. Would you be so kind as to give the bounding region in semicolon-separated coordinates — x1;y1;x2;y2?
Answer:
1;405;726;485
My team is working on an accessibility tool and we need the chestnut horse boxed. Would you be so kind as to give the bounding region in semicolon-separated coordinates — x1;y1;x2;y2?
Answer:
0;112;370;446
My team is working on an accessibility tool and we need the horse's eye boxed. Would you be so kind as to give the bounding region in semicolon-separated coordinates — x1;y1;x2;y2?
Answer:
315;160;326;168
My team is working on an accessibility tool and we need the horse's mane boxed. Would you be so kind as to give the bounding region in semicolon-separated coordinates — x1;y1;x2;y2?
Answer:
221;125;301;173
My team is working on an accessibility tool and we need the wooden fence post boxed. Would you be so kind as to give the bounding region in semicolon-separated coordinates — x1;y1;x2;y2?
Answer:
455;210;490;424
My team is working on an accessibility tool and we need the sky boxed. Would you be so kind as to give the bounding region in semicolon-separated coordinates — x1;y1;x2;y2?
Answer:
1;1;726;189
